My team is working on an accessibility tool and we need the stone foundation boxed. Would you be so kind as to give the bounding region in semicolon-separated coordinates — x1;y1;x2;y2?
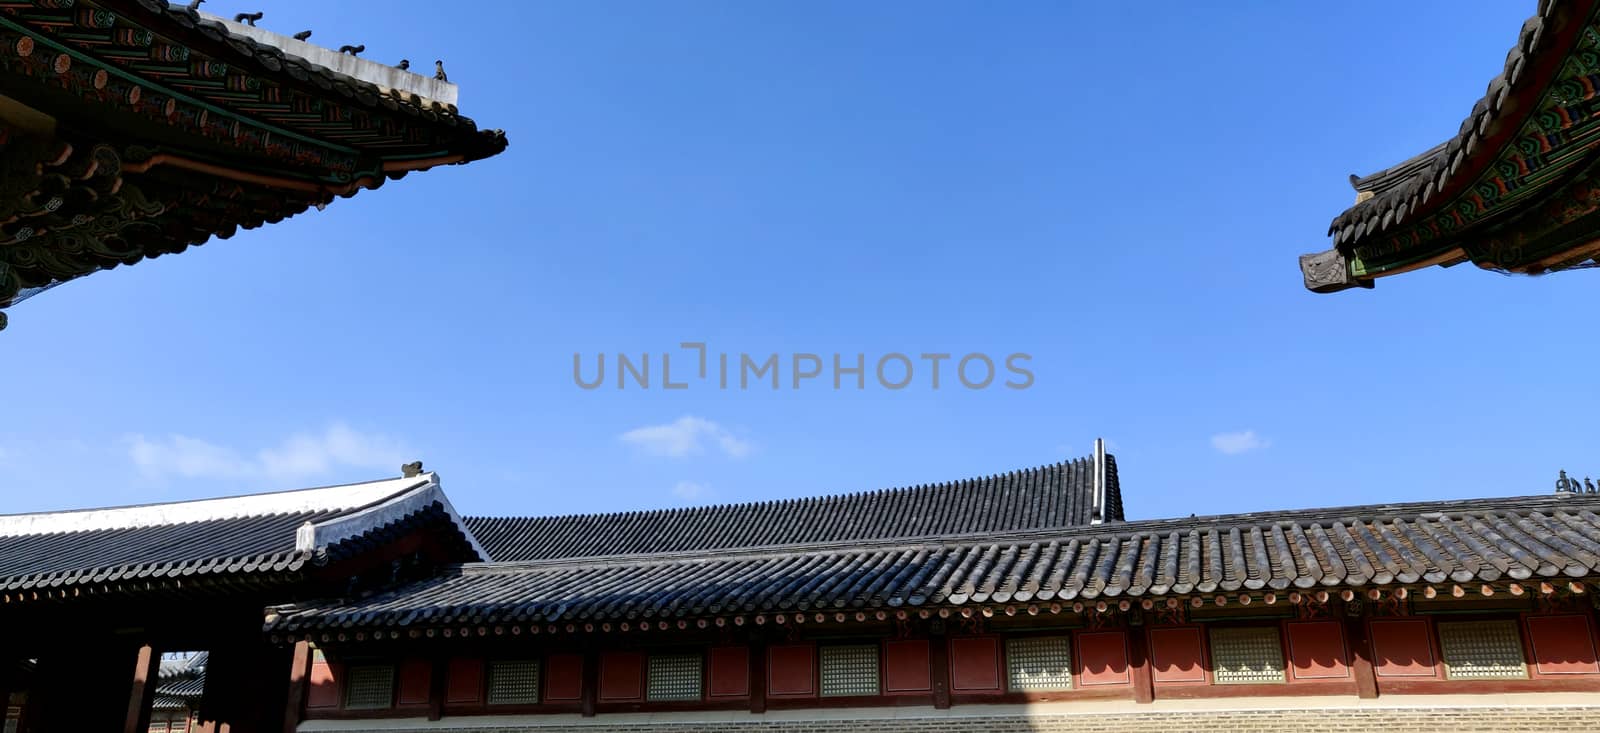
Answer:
299;696;1600;732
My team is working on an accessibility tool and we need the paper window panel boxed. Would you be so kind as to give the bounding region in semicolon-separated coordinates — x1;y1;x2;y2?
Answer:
819;644;880;696
646;653;703;701
487;660;541;705
343;665;395;709
1438;620;1527;680
1005;636;1074;691
1209;627;1286;684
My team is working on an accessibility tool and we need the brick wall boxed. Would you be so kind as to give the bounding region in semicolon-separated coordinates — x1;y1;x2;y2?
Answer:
303;705;1600;732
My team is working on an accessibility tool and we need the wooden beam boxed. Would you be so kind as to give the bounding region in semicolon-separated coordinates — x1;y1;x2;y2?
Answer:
1344;615;1379;699
281;641;311;733
122;644;161;733
1128;625;1154;704
748;638;768;714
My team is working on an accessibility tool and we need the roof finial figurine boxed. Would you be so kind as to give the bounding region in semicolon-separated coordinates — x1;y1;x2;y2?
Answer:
1588;477;1597;494
234;11;263;26
401;461;424;478
339;44;365;56
397;59;410;70
1558;469;1576;494
186;0;204;11
434;59;448;82
293;30;312;41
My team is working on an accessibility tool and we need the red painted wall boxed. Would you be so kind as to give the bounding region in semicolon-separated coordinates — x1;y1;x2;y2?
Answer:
446;658;483;704
1076;631;1130;686
768;644;816;698
1370;619;1438;678
397;659;431;705
709;646;750;698
1148;627;1207;685
948;637;1001;693
306;659;342;709
884;640;930;693
1527;614;1600;676
545;653;584;701
600;651;644;701
1286;621;1350;681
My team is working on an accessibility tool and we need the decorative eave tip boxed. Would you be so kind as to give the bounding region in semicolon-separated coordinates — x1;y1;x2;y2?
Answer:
1299;248;1374;294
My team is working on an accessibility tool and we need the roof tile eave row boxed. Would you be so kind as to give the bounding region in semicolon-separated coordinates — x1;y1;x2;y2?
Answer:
269;494;1600;633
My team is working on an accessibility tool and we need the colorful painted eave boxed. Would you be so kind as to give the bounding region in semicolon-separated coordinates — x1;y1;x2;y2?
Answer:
1300;0;1600;293
0;0;509;330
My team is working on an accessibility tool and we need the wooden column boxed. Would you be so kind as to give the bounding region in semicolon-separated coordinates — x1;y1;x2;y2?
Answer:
1345;613;1379;699
580;648;599;718
280;641;312;733
123;644;161;733
928;634;951;710
427;656;448;721
748;638;767;714
1127;623;1154;704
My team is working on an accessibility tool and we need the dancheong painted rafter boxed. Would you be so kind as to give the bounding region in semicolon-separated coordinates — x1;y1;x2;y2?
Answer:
1300;0;1600;292
0;0;508;330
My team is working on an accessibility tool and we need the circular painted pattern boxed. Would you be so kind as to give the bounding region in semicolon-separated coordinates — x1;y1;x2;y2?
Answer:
52;53;69;74
14;37;34;57
93;69;108;90
164;97;177;118
125;85;141;105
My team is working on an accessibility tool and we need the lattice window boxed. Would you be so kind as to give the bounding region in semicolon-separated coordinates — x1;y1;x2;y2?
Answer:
487;659;542;705
1209;627;1286;684
1005;636;1073;691
1438;620;1527;680
820;644;880;696
646;653;703;701
343;664;395;709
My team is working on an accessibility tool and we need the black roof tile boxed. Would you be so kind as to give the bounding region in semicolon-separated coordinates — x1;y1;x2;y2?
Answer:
466;455;1121;562
0;475;481;596
1327;1;1578;250
270;493;1600;633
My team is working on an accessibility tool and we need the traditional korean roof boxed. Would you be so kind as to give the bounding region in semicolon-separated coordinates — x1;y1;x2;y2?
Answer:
465;454;1121;562
0;0;509;329
1300;0;1600;292
153;651;206;709
0;473;484;599
266;491;1600;634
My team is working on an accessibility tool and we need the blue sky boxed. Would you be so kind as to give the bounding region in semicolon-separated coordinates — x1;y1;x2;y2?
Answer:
2;1;1591;520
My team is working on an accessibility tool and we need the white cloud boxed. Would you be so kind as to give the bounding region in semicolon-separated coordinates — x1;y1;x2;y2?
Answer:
672;481;710;501
619;416;751;459
1211;430;1268;455
126;423;410;483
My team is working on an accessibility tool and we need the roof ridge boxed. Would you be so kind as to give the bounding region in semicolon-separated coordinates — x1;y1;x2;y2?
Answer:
0;475;430;538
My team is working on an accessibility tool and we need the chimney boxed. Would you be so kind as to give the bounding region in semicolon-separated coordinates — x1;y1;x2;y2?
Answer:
1091;438;1106;525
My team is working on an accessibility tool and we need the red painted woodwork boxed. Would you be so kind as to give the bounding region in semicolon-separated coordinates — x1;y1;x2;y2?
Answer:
708;647;750;698
948;637;1001;693
884;640;931;693
1527;614;1600;676
397;660;430;705
1369;619;1438;678
599;652;644;701
767;644;816;698
445;658;483;704
1286;621;1350;681
1148;627;1207;684
306;660;341;709
1075;631;1131;686
545;653;584;701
